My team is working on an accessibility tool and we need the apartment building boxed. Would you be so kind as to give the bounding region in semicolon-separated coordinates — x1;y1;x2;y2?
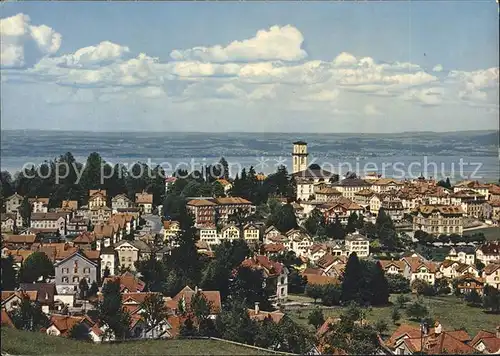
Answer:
412;205;464;235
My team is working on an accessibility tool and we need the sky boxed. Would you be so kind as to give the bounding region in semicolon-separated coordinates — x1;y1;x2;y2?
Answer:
0;1;499;133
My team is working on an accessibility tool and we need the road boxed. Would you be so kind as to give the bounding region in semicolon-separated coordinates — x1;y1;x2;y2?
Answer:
142;214;162;234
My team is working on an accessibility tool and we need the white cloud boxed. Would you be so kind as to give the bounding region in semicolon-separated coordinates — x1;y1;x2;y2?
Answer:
56;41;130;68
0;13;62;68
301;89;340;102
364;104;383;116
402;87;445;106
433;64;443;72
170;25;307;62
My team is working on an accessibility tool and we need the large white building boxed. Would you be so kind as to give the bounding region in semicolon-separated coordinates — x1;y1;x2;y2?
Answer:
292;141;309;174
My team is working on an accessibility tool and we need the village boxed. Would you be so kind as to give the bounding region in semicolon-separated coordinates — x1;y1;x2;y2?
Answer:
1;141;500;355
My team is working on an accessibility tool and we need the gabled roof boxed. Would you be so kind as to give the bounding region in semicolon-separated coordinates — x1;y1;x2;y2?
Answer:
5;193;23;201
172;286;221;314
3;234;37;244
187;199;217;207
214;197;252;205
303;273;339;286
247;308;284;323
483;263;500;275
135;192;153;204
241;255;285;277
1;290;38;304
31;212;67;221
19;283;56;304
379;260;406;271
53;251;97;268
470;329;500;354
48;314;91;336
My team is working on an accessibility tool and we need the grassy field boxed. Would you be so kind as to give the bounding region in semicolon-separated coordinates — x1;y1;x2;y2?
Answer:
0;328;272;355
464;227;500;241
286;294;498;337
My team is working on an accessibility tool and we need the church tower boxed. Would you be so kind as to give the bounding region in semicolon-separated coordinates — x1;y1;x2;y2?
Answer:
292;141;308;173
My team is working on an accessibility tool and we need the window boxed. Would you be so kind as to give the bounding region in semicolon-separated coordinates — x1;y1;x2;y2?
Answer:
83;268;90;274
62;268;69;274
73;276;79;283
62;277;69;283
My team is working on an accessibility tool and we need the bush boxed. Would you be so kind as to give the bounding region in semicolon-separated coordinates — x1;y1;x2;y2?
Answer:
391;307;401;325
395;294;411;309
374;319;389;335
411;279;435;297
387;274;411;294
321;284;341;306
406;299;429;321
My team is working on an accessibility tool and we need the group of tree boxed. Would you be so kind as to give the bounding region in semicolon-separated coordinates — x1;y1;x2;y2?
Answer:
340;253;390;306
304;209;363;240
305;283;342;306
0;151;167;211
414;230;486;245
462;285;500;313
386;274;411;294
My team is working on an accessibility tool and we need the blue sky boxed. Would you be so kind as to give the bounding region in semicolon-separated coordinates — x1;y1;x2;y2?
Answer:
1;1;498;132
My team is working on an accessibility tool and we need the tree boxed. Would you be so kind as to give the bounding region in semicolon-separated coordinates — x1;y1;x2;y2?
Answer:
368;262;389;306
267;203;297;233
375;208;398;250
1;255;18;290
189;291;216;336
406;299;429;321
215;299;258;345
229;266;272;311
411;279;435;297
275;316;313;354
324;302;381;355
321;284;341;306
374;319;389;335
11;295;49;331
135;254;165;292
97;279;131;340
395;294;411;309
483;285;500;313
19;196;32;227
88;281;99;297
341;252;364;304
435;277;451;295
308;308;325;329
305;284;324;304
18;252;54;283
387;274;411;294
140;293;169;338
391;307;401;325
288;270;307;294
346;212;359;234
79;278;89;300
219;157;229;180
304;209;326;237
68;323;91;342
464;290;482;307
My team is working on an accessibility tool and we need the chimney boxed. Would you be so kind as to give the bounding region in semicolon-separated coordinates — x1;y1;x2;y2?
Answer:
496;326;500;339
254;302;260;315
195;286;198;293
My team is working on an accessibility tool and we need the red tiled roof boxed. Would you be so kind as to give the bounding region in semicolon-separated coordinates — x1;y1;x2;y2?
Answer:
241;255;284;277
470;329;500;354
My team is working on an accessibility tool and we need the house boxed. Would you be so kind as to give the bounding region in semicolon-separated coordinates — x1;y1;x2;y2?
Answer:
135;192;153;214
114;240;151;271
30;212;68;236
264;225;281;242
381;196;405;221
220;223;240;242
323;199;364;224
402;256;438;284
387;323;475;355
88;189;107;209
170;286;221;319
2;234;37;248
198;225;219;247
186;199;217;227
247;302;285;323
100;246;117;278
438;260;465;280
1;291;38;312
455;273;485;295
66;216;90;235
28;197;49;213
354;189;375;208
243;222;260;244
445;246;475;265
163;220;181;243
93;224;118;249
332;178;372;200
315;186;342;202
215;178;232;195
213;197;256;224
344;233;370;258
46;314;94;337
453;180;490;200
1;213;16;232
54;251;98;288
482;263;500;290
18;283;56;314
476;242;500;266
287;229;313;257
61;200;78;211
302;272;339;287
308;244;329;262
470;328;500;354
89;206;112;226
111;194;134;213
412;205;464;236
5;193;24;214
316;254;346;278
241;255;289;302
483;200;500;224
261;243;286;257
379;260;406;276
371;178;404;193
103;272;145;293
